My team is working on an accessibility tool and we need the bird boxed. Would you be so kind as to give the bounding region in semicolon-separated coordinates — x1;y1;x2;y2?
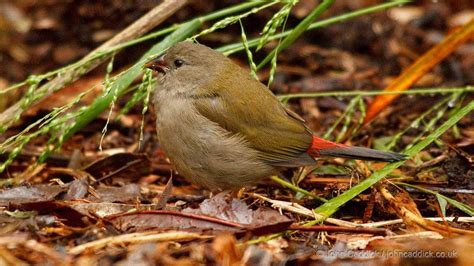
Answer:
145;41;406;190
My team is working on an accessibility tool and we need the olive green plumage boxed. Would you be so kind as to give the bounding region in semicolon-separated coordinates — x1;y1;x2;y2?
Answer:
191;54;314;167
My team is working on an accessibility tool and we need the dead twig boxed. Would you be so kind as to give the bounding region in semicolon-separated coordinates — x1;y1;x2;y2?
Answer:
288;224;388;235
250;193;359;227
0;0;189;129
379;185;474;236
360;217;474;228
68;231;209;255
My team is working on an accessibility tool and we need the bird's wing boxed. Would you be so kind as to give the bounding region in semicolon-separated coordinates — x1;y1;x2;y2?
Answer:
192;64;314;166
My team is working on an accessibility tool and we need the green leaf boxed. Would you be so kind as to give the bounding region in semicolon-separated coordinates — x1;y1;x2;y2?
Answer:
436;194;448;217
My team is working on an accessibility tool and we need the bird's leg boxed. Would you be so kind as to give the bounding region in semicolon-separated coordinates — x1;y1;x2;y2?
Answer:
211;188;245;200
234;187;246;199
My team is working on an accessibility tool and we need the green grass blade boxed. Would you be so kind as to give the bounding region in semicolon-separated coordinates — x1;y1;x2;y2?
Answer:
219;1;410;55
60;20;201;141
397;182;474;216
256;0;335;70
270;176;327;202
313;100;474;218
277;86;473;100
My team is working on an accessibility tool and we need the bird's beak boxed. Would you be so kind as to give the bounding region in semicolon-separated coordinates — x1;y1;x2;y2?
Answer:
145;56;168;74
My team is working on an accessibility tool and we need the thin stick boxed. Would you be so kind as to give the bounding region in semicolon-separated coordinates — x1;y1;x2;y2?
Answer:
360;217;474;228
0;0;188;129
68;231;208;255
270;176;327;202
288;224;387;235
251;193;359;228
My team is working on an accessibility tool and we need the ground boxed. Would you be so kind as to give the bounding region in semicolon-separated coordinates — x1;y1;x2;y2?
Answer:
0;0;473;265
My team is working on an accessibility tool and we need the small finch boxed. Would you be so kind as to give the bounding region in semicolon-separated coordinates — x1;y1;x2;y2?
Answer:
146;42;405;190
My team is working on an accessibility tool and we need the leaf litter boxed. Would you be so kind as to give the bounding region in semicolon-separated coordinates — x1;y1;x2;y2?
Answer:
0;0;473;264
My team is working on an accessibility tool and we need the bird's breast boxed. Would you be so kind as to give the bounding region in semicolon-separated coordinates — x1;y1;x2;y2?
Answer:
152;95;275;190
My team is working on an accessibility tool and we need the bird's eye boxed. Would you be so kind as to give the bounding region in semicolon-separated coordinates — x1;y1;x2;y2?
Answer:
174;59;184;67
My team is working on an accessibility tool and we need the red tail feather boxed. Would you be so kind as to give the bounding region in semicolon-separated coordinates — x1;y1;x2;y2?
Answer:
307;136;406;162
307;136;348;157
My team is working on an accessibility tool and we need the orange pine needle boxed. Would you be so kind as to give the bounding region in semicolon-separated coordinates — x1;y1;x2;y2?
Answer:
363;18;474;125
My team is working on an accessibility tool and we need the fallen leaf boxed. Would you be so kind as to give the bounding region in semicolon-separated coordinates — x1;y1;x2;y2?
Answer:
83;153;150;183
155;177;173;210
71;202;153;218
8;200;91;227
64;178;89;200
183;193;253;224
106;210;245;233
86;184;141;203
0;185;65;205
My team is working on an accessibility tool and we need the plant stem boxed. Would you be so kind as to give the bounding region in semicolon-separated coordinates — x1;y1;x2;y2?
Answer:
270;176;327;202
61;20;201;141
256;0;336;70
0;0;189;132
218;0;409;55
277;86;473;100
396;182;474;216
312;100;474;220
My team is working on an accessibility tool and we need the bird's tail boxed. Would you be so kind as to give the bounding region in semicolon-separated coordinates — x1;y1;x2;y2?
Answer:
308;136;406;162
